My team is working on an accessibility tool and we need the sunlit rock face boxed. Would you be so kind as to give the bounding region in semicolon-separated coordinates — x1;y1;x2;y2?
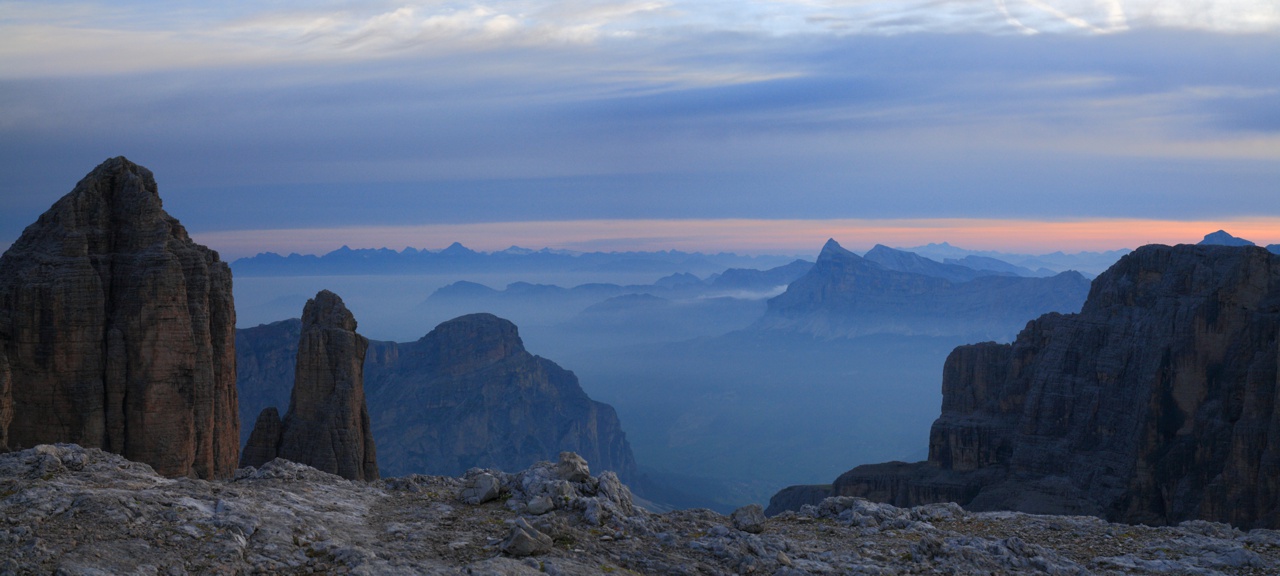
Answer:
825;244;1280;529
0;157;238;479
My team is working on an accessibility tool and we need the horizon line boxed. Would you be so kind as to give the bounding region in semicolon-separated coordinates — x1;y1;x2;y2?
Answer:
182;217;1280;261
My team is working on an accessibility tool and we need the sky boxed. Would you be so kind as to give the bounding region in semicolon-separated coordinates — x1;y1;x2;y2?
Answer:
2;0;1279;259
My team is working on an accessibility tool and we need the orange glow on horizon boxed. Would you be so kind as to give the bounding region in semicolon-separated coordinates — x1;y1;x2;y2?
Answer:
191;217;1280;260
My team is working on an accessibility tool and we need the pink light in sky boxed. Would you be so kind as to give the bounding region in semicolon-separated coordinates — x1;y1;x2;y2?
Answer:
192;217;1280;260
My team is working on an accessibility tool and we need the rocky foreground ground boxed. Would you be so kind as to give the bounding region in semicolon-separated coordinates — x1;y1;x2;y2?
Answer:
1;445;1278;575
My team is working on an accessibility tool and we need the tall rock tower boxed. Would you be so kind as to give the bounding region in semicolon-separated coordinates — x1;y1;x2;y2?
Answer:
0;157;239;478
241;290;379;481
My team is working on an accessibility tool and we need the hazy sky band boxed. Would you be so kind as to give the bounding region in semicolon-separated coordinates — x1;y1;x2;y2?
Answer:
3;1;1277;256
185;217;1280;260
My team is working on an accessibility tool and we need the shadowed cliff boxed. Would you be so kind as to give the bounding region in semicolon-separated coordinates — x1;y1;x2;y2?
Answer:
237;313;639;485
772;243;1280;529
0;157;238;479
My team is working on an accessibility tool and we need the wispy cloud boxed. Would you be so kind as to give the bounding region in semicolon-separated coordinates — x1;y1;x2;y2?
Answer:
2;1;1278;253
3;1;1277;77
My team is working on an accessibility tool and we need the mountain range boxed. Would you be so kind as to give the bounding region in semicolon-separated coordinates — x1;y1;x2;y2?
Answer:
754;239;1092;341
770;242;1280;529
230;243;800;277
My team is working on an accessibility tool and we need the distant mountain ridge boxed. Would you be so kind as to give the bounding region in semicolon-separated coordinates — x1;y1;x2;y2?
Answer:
754;239;1092;340
903;242;1128;277
1199;229;1256;247
231;243;802;277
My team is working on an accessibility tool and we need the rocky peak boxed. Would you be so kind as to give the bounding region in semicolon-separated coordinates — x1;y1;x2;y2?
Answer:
817;238;860;263
1198;230;1255;247
415;313;523;376
300;289;358;332
0;157;238;479
758;238;1089;340
241;290;379;481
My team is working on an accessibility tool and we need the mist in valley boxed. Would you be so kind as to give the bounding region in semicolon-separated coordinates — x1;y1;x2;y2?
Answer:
232;243;1098;512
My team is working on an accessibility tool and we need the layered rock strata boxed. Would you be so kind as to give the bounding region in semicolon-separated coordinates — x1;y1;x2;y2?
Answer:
240;291;378;481
0;157;238;478
790;244;1280;528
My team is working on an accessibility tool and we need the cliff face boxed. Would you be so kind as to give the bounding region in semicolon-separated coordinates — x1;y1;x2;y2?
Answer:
234;319;301;447
0;157;238;479
241;291;378;481
363;313;639;483
237;313;639;484
756;239;1090;340
826;244;1280;528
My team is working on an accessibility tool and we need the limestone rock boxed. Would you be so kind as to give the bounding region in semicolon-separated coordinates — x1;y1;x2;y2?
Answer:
731;504;766;533
5;444;1279;574
239;407;283;469
462;472;502;505
274;290;378;481
823;244;1280;529
0;157;238;478
501;517;554;557
554;451;591;483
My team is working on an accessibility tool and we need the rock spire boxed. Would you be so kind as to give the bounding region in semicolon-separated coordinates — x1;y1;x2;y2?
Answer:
241;290;378;481
0;157;238;478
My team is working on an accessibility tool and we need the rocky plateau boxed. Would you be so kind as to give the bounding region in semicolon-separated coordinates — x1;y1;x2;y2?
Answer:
4;444;1279;575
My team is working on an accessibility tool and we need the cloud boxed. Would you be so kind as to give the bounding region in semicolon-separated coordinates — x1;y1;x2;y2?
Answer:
1;2;1278;252
2;1;1278;78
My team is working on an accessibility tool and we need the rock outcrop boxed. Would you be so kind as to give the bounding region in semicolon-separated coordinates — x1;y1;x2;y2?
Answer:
0;157;238;479
755;239;1091;340
237;313;640;484
240;291;378;481
790;244;1280;529
363;313;639;483
4;444;1279;575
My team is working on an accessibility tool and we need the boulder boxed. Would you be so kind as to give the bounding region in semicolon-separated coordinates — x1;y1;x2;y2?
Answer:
500;517;554;557
731;504;766;533
0;157;238;478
